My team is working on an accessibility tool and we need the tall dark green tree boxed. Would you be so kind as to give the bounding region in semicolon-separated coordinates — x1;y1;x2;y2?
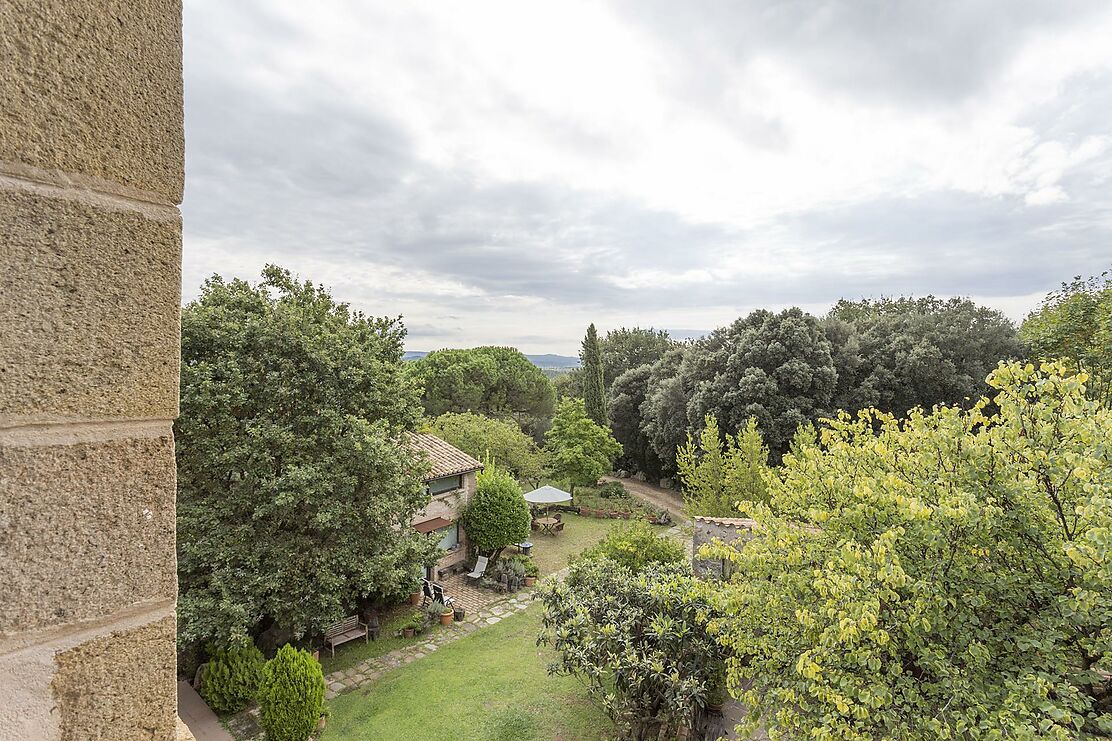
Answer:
580;323;606;425
600;326;673;388
824;296;1022;415
607;363;663;478
176;266;439;651
641;309;835;464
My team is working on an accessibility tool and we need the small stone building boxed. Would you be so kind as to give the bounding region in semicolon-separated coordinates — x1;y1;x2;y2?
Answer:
691;516;759;580
407;433;484;580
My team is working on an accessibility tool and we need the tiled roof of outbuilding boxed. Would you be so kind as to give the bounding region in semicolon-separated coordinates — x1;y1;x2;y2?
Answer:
406;432;484;480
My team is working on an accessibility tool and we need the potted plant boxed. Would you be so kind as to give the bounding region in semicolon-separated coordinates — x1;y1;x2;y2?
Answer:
453;605;466;622
522;558;539;587
439;604;454;626
402;611;423;638
427;600;447;624
408;584;422;605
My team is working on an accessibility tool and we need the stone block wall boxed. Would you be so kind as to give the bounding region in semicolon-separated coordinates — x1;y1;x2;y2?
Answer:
0;1;183;738
691;517;758;580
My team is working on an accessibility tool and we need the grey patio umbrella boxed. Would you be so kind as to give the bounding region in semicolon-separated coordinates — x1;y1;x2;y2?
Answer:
523;485;573;505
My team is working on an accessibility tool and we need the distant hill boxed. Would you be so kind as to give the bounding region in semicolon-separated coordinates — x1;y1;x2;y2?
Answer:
403;350;580;370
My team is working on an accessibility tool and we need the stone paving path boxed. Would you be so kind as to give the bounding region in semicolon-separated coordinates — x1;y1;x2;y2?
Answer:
177;680;234;741
322;585;544;699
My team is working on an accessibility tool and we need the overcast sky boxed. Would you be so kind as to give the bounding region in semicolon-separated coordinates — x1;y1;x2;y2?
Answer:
183;0;1112;355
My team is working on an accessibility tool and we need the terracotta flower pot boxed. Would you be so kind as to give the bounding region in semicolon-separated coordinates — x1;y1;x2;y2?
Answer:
524;576;536;587
409;591;421;605
403;627;415;638
439;611;453;626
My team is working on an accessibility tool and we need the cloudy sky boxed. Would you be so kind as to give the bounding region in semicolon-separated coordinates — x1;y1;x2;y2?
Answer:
183;0;1112;355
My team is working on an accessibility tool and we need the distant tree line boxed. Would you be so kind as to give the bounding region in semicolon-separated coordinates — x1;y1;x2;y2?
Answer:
599;296;1032;478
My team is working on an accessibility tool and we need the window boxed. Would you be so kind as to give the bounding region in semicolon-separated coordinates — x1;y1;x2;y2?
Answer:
434;523;459;551
428;475;462;495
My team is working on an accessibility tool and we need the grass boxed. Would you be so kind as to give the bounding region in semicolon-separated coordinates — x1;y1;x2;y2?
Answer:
319;603;445;674
322;513;649;672
528;512;660;576
323;605;612;740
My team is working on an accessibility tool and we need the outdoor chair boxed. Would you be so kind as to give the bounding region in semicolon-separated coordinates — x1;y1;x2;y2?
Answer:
466;556;489;582
421;577;435;605
431;582;455;607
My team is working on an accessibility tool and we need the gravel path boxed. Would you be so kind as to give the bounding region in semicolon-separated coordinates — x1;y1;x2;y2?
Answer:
601;475;687;522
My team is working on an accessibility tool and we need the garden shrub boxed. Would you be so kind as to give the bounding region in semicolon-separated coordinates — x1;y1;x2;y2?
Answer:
257;645;325;741
579;520;685;572
538;559;726;738
598;481;628;499
200;644;265;714
460;466;531;560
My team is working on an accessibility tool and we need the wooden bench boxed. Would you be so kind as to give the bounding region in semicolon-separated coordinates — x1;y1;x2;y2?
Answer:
323;615;369;657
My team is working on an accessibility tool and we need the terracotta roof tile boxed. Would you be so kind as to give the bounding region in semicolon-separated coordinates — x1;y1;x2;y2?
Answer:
406;432;484;480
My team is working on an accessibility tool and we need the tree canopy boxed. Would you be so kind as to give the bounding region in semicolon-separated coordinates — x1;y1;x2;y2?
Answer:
825;296;1023;416
607;363;663;479
407;346;556;431
422;412;545;484
600;326;673;388
459;466;531;562
711;361;1112;739
676;415;769;518
176;266;437;650
1021;272;1111;406
545;397;622;493
580;323;607;425
641;308;835;465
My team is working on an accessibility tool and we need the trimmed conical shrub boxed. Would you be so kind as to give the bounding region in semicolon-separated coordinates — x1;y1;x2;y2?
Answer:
200;644;265;714
257;645;325;741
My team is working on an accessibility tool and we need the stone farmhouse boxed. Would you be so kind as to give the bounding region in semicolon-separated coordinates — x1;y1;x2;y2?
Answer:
407;433;484;581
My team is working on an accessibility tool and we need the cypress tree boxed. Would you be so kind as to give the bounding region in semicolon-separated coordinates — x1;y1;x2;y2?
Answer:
581;323;606;425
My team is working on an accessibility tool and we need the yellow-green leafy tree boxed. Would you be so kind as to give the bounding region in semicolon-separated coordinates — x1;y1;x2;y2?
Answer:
710;362;1112;739
1021;272;1112;406
676;415;770;518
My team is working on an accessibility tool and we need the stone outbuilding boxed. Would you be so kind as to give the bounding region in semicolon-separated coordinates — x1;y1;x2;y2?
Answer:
691;516;759;580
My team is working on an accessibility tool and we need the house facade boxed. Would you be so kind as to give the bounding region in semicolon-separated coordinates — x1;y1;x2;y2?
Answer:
408;433;484;580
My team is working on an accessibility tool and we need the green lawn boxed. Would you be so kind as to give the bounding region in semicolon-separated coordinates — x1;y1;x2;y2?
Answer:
323;605;612;740
319;603;445;674
528;512;659;576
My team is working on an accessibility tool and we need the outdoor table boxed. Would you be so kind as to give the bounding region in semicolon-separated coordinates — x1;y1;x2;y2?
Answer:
536;517;559;536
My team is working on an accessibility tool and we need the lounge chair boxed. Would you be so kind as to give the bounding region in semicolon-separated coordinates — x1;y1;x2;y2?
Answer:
431;582;455;607
466;556;489;582
421;577;435;605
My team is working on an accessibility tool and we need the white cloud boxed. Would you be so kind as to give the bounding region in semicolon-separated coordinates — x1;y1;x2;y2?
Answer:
182;0;1112;353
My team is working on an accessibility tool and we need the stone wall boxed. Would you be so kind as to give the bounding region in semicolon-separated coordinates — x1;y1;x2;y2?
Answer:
691;517;758;580
414;470;479;576
0;1;183;738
